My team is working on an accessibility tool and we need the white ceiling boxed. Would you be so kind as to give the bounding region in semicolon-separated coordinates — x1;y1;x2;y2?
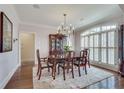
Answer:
14;4;123;29
119;4;124;13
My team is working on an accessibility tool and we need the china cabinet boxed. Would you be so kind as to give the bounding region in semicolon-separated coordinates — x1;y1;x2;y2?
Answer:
49;34;67;56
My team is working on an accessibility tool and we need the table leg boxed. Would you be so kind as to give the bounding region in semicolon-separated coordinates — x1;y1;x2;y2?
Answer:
52;61;56;80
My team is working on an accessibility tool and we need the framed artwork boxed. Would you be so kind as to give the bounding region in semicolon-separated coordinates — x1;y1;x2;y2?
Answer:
0;12;13;52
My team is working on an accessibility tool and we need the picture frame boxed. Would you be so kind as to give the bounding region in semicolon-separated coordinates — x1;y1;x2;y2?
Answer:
0;12;13;52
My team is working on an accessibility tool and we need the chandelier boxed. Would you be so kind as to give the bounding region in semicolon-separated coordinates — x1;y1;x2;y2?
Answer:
57;14;75;36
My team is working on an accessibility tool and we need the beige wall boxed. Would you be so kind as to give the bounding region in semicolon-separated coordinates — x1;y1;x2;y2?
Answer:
74;31;81;56
20;33;35;62
0;5;20;88
19;23;56;64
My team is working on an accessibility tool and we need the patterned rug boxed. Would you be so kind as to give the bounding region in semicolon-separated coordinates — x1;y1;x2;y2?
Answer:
33;66;113;89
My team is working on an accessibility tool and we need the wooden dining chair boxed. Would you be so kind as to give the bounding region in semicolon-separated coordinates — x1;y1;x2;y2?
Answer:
73;49;88;77
57;51;75;80
36;49;53;80
48;53;57;80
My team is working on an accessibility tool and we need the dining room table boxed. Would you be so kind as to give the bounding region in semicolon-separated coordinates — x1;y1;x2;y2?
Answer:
47;55;81;80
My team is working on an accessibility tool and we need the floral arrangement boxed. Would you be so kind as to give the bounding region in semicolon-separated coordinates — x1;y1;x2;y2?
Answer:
64;45;70;52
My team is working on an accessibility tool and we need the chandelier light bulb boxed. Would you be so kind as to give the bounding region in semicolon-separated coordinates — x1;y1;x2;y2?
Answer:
66;26;68;30
72;27;75;30
57;13;75;37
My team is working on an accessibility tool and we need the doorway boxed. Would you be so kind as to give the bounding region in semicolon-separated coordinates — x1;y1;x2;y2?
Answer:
20;32;35;66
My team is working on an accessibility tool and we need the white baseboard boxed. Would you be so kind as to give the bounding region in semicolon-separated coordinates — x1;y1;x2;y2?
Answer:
91;62;119;72
0;64;19;89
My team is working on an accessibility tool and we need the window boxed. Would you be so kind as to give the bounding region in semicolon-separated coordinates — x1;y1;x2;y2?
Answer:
102;26;107;31
101;33;107;63
108;49;114;64
108;32;114;47
89;36;94;60
89;36;93;47
108;31;115;64
94;35;99;47
94;35;99;61
84;36;88;48
94;48;99;61
80;24;117;66
101;33;106;47
106;26;111;30
101;49;107;63
89;48;94;60
111;25;116;29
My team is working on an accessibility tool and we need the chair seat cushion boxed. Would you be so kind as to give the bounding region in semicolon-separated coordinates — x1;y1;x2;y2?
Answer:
73;61;79;66
58;62;72;68
73;61;86;66
42;62;53;68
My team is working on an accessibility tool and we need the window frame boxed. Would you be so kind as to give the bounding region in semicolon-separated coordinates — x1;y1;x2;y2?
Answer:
80;25;117;65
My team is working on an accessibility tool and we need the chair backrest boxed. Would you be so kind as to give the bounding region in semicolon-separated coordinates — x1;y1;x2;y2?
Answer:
80;49;89;64
69;51;75;58
66;51;75;62
86;49;90;60
80;49;88;58
36;49;42;67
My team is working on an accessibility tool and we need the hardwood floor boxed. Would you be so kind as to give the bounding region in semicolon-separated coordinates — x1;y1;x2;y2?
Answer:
5;62;34;89
5;62;124;89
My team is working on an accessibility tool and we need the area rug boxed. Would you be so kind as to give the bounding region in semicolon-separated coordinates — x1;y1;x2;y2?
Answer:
33;66;113;89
